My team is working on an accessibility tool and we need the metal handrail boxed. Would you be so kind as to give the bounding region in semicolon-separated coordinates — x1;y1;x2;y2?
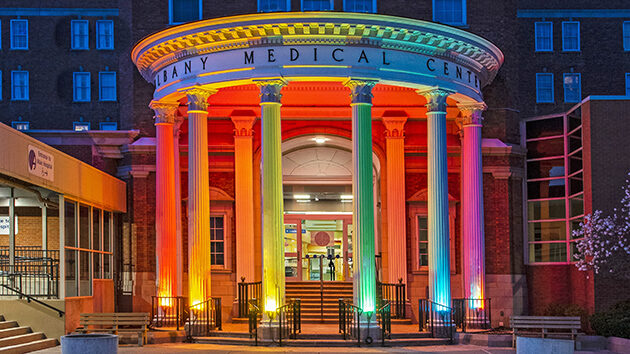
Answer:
377;300;391;346
277;299;301;345
185;297;222;341
418;298;454;342
0;284;64;317
248;299;260;346
338;299;363;345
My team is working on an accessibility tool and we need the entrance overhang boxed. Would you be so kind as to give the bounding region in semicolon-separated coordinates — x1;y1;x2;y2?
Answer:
132;12;504;102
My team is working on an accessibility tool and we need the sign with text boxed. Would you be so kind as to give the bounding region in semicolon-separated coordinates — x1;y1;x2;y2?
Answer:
27;145;54;182
0;216;18;235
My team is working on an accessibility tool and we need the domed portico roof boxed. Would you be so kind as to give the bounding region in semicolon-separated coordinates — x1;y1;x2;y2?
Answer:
132;12;503;102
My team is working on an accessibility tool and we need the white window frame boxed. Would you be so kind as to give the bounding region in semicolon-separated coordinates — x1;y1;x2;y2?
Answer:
71;20;89;50
301;0;333;11
534;21;553;52
11;121;30;131
11;70;29;101
536;73;554;103
96;20;114;50
563;73;581;103
10;19;28;50
169;0;203;24
258;0;291;12
562;21;580;52
432;0;466;26
73;72;91;102
73;122;91;131
99;121;118;130
624;21;630;51
625;73;630;96
409;199;456;273
99;71;117;101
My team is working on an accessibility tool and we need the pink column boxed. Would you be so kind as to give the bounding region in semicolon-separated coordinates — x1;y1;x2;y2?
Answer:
382;113;408;285
150;100;180;303
231;112;257;283
457;103;487;305
173;115;184;296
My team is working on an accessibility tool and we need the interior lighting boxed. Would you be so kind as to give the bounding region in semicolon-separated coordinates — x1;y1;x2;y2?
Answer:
296;199;311;203
313;137;329;144
340;195;353;199
293;194;310;199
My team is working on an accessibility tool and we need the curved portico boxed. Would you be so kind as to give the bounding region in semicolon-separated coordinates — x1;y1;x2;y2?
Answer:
132;12;503;318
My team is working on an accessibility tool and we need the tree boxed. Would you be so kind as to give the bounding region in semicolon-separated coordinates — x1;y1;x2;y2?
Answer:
573;174;630;278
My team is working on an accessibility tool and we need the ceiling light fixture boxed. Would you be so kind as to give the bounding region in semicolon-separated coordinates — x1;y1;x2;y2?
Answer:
340;195;353;199
293;194;310;199
313;137;329;144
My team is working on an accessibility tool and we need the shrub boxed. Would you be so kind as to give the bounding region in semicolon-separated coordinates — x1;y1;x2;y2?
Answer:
542;303;590;333
590;300;630;339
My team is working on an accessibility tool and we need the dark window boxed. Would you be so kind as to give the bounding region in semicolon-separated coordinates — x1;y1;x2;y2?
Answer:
170;0;201;24
210;216;225;266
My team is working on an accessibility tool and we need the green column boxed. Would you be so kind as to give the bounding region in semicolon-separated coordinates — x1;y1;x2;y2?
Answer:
345;79;377;315
257;79;287;319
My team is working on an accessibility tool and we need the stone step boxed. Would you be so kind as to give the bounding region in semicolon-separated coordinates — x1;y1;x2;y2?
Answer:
0;323;18;331
196;335;450;347
0;338;58;353
0;328;30;340
0;333;45;349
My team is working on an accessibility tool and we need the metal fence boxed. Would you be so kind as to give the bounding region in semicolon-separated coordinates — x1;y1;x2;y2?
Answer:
0;263;59;298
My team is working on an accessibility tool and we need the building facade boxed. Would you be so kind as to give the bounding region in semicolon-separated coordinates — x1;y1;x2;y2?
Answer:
0;0;629;330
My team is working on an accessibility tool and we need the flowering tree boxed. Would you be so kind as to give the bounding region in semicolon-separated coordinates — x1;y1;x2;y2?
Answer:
573;174;630;278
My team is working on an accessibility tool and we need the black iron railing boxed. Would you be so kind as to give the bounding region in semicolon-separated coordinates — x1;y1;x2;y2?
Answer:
277;299;301;345
0;284;64;317
0;248;60;266
378;279;406;319
377;301;391;346
186;297;222;340
453;298;492;332
418;299;454;342
238;278;261;318
0;264;59;298
339;299;363;346
248;299;261;346
151;296;188;330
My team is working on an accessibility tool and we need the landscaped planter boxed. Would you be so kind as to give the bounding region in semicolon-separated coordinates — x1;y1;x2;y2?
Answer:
516;336;574;354
61;334;118;354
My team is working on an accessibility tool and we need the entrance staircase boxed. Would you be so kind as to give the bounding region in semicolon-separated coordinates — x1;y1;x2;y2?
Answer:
0;315;57;353
286;281;352;324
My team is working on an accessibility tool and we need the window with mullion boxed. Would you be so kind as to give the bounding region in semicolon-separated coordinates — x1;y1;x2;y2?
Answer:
302;0;333;11
343;0;375;13
99;72;116;101
562;21;580;52
11;71;29;100
623;21;630;51
210;216;225;266
170;0;202;23
563;73;581;103
96;20;114;50
71;20;89;50
73;72;91;102
10;19;28;50
535;22;552;52
417;215;428;268
536;73;554;103
626;73;630;96
433;0;466;26
259;0;290;12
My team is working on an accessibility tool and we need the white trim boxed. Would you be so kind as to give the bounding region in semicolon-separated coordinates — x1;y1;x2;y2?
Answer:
536;72;554;103
73;72;91;102
11;70;29;101
563;72;581;103
71;19;89;50
301;0;333;11
342;0;376;13
98;71;117;101
562;21;580;52
169;0;203;24
96;20;114;50
432;0;466;26
534;21;553;52
10;19;28;50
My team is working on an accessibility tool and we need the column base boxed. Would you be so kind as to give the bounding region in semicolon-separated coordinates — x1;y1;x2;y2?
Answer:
352;320;382;344
256;320;280;343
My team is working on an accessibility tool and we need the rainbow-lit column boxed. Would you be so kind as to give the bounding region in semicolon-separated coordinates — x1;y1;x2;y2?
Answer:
151;100;179;304
345;79;378;316
418;88;453;310
185;87;217;307
257;79;287;320
173;114;184;296
457;102;487;306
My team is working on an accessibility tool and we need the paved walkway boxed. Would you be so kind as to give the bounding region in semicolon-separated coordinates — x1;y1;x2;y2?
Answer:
32;343;617;353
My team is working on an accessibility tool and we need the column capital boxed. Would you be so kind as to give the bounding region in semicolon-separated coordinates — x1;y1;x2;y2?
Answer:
417;88;455;113
457;102;487;126
255;79;287;104
150;100;179;125
231;113;257;137
382;114;408;138
344;79;377;104
173;115;185;136
181;86;217;111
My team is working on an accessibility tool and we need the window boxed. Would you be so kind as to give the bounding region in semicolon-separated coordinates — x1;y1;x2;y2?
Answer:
73;121;91;131
96;20;114;50
71;20;89;50
623;22;630;51
417;216;428;267
626;73;630;96
562;21;580;51
10;19;28;50
11;71;29;101
11;121;30;131
0;71;2;100
73;72;91;102
343;0;375;13
536;73;554;103
0;20;2;49
433;0;466;26
302;0;333;10
169;0;202;24
563;73;581;103
535;22;553;52
99;72;116;101
210;216;224;266
259;0;290;12
99;121;118;130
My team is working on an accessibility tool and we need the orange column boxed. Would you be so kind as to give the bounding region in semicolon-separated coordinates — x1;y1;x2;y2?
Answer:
150;100;180;303
174;115;184;296
231;112;257;284
382;113;408;285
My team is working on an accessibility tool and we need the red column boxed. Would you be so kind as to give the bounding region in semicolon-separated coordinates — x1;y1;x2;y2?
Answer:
150;100;180;304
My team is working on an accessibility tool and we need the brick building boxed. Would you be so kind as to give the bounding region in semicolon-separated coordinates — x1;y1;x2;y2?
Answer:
0;0;628;333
